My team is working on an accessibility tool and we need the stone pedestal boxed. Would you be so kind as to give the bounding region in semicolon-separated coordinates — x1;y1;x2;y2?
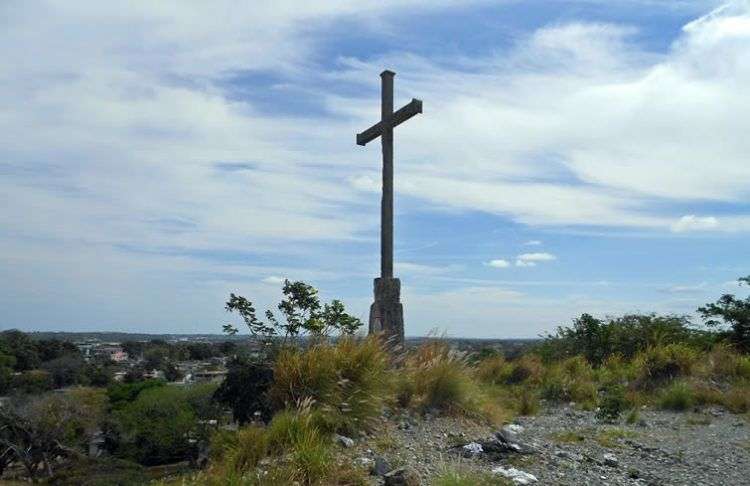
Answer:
368;277;404;344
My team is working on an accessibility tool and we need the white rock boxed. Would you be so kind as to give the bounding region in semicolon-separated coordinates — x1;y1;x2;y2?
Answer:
462;442;483;455
492;466;538;484
603;452;619;467
334;434;354;448
503;424;525;435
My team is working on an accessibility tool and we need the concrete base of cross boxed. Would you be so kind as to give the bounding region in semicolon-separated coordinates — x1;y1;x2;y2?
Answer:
368;277;404;344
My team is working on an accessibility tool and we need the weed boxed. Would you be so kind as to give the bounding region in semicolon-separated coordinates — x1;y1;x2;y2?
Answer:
551;430;586;443
658;381;695;411
595;428;636;448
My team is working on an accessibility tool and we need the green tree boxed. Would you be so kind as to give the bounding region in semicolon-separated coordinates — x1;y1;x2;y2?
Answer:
114;386;198;465
213;356;274;424
223;280;363;344
699;276;750;351
42;354;88;388
0;330;40;371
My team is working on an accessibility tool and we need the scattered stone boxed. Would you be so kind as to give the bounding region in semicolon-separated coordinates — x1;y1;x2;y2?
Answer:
335;434;355;448
492;466;538;484
384;466;421;486
602;453;619;467
462;441;483;456
371;456;390;477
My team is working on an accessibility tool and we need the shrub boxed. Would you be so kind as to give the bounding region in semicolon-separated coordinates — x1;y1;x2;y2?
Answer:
634;344;698;388
658;381;695;411
210;425;269;473
475;355;513;385
404;341;482;416
596;385;628;421
723;387;750;414
107;379;165;411
269;336;390;433
540;356;597;408
114;386;198;465
213;357;274;424
506;355;544;385
539;313;698;364
703;345;750;381
50;457;148;486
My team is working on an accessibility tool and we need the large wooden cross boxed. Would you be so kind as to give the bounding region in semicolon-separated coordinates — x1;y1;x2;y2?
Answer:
356;70;422;343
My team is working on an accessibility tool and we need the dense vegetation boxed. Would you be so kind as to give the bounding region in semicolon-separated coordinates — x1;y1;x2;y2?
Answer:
0;276;748;484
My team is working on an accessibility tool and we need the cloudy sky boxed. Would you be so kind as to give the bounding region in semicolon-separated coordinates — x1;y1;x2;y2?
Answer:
1;0;749;338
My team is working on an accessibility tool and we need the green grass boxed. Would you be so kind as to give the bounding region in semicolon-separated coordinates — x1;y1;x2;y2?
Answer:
551;430;587;443
595;428;637;448
658;381;695;411
434;462;512;486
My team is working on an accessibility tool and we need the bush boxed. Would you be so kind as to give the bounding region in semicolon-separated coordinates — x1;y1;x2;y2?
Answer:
634;344;698;388
269;336;390;433
404;341;480;415
704;345;750;380
722;387;750;414
475;355;512;385
506;355;543;385
107;379;165;411
114;386;199;465
658;381;695;411
539;313;701;365
540;356;597;408
49;457;148;486
596;385;629;421
213;357;274;424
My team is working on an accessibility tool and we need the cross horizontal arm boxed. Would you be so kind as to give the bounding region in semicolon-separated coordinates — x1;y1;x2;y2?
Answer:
356;98;423;146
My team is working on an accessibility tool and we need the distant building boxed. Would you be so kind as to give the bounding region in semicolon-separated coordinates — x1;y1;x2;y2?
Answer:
95;345;128;362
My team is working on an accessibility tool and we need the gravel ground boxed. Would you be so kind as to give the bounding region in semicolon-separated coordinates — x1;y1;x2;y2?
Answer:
343;405;750;485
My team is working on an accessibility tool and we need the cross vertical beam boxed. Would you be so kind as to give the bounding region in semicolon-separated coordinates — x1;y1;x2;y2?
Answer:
356;69;422;344
380;70;394;279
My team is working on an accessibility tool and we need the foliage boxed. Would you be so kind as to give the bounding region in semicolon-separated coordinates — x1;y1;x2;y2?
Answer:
269;336;390;433
475;355;513;385
214;356;274;425
539;313;703;365
400;340;504;421
223;280;363;345
698;276;750;351
0;329;41;371
0;390;106;480
505;355;544;385
42;354;89;388
49;456;148;486
596;385;629;421
658;381;695;411
540;356;597;408
434;462;511;485
633;344;698;388
107;379;165;411
113;386;198;465
11;369;53;394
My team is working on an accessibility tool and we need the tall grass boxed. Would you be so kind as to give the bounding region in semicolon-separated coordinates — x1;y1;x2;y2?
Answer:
269;336;390;433
401;340;506;422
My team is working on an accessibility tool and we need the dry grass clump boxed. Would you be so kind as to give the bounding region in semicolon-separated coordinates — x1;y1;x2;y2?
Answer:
400;341;506;423
633;344;698;388
506;354;544;385
658;381;695;411
202;403;343;485
540;356;598;409
475;355;514;385
700;345;750;381
269;336;391;433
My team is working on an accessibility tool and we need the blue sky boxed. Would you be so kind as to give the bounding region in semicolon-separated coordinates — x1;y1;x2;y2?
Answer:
1;0;749;337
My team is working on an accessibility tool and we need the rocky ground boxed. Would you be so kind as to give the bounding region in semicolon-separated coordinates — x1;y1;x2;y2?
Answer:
339;405;750;485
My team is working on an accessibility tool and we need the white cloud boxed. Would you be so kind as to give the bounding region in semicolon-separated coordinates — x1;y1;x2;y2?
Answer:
262;276;286;285
488;259;511;268
517;252;557;262
515;260;537;267
671;215;720;232
524;240;543;246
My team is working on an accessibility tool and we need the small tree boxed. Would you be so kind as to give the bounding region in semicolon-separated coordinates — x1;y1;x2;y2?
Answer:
698;276;750;351
223;280;363;345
